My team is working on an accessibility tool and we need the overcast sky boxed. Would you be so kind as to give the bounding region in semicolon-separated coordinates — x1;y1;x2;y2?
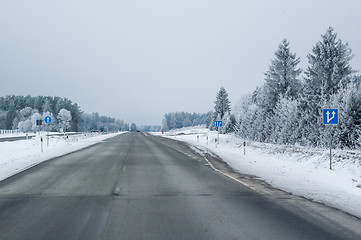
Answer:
1;0;360;125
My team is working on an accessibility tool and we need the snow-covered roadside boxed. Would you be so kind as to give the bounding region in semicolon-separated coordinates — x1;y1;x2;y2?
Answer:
153;127;361;218
0;132;126;181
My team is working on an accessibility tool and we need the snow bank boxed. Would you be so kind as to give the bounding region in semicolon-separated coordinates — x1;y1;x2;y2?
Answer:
155;127;361;218
0;132;125;181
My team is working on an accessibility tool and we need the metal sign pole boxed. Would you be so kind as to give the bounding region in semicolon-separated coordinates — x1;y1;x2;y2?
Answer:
329;127;332;170
323;108;338;170
213;121;222;147
243;141;246;156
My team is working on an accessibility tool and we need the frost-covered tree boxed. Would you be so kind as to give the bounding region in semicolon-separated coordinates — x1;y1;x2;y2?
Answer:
211;87;232;131
33;96;44;113
16;107;36;132
238;104;260;140
57;109;72;131
0;95;127;132
221;112;236;134
235;27;360;149
182;118;192;127
269;98;300;144
0;110;6;129
5;100;16;129
17;119;32;132
298;27;355;146
304;27;354;103
263;39;302;113
331;82;361;148
19;107;34;120
162;111;213;131
43;99;52;113
212;87;231;121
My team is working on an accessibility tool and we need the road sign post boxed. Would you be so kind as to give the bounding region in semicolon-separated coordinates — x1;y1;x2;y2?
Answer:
243;141;246;156
323;109;339;170
214;121;222;145
44;116;52;147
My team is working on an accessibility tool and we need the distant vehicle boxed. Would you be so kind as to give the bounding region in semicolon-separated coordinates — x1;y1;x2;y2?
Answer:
136;130;140;132
91;130;99;132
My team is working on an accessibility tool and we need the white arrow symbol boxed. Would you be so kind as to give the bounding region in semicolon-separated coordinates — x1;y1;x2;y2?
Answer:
327;111;335;123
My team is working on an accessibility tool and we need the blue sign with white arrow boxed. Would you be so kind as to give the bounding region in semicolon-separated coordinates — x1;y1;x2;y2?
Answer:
323;109;338;125
44;116;52;124
214;121;223;127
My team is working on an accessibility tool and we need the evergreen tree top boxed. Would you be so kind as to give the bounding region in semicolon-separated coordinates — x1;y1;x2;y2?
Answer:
305;27;355;99
213;87;231;120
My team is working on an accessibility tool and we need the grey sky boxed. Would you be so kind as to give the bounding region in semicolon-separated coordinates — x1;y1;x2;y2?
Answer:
1;0;360;125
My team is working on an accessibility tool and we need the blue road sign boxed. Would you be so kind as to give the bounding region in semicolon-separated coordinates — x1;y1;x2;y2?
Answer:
214;121;223;127
44;116;52;124
323;109;338;125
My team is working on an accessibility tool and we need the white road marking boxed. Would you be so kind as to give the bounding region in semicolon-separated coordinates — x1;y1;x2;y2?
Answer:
203;156;257;191
153;136;258;192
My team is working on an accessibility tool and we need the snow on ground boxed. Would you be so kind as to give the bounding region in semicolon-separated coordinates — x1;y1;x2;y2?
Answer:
0;132;125;181
154;126;361;218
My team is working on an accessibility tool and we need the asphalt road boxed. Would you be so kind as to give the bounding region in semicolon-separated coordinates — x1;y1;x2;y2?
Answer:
0;132;360;240
0;135;35;142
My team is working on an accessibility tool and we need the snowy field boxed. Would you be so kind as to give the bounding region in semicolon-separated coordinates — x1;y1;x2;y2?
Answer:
154;127;361;218
0;131;125;181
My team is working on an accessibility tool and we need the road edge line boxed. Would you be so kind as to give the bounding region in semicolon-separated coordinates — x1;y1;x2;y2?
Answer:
203;156;257;191
151;134;257;191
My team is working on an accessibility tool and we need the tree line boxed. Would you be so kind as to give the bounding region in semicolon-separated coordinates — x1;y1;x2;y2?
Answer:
235;27;360;149
162;111;213;131
0;95;131;132
162;27;361;149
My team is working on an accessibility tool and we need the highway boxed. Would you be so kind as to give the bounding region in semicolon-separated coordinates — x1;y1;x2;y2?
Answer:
0;132;360;240
0;135;35;142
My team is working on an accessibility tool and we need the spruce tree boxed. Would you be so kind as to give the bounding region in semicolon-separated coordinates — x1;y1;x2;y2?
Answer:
5;100;16;129
304;27;354;103
300;27;355;146
212;87;231;122
263;39;301;113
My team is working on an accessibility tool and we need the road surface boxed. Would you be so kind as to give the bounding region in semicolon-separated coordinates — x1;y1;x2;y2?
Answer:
0;135;35;142
0;132;360;240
